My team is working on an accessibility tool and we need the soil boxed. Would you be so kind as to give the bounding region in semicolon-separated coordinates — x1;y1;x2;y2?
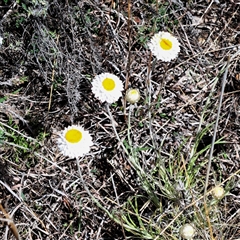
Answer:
0;0;239;239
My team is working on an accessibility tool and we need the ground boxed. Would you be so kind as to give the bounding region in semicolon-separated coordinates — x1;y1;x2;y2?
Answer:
0;0;240;240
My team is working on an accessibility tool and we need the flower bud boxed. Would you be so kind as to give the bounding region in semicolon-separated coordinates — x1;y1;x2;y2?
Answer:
180;223;195;239
212;186;224;199
126;88;140;104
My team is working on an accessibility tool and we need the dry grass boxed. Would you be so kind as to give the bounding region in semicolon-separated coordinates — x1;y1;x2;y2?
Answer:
0;0;240;239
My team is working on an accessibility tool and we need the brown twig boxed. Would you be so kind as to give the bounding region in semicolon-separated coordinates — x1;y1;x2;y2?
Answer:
48;34;59;112
123;0;132;120
0;203;20;240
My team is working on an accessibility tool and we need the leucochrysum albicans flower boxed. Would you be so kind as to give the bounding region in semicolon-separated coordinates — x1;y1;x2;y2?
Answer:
126;88;140;104
91;73;124;104
57;125;93;158
212;186;225;199
148;31;180;62
180;223;195;239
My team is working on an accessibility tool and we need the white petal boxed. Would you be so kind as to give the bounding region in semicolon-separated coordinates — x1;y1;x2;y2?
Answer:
91;73;124;104
148;31;180;62
57;125;93;158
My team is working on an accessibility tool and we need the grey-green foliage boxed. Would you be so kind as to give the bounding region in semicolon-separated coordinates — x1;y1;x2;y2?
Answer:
0;127;5;145
19;0;49;18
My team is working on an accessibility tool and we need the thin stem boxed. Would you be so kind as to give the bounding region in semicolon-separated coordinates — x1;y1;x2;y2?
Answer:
204;58;230;196
123;0;132;119
204;49;240;193
106;103;129;156
146;56;160;161
203;50;240;237
106;103;140;170
75;157;128;228
75;157;113;217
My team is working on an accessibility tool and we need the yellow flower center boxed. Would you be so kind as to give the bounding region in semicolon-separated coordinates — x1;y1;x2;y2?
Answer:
126;89;140;104
129;89;138;95
159;38;172;50
102;78;116;91
65;129;82;143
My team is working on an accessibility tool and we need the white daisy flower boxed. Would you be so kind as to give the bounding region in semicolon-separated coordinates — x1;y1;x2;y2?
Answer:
126;88;140;104
180;223;195;239
91;73;124;104
57;125;93;158
148;31;180;62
